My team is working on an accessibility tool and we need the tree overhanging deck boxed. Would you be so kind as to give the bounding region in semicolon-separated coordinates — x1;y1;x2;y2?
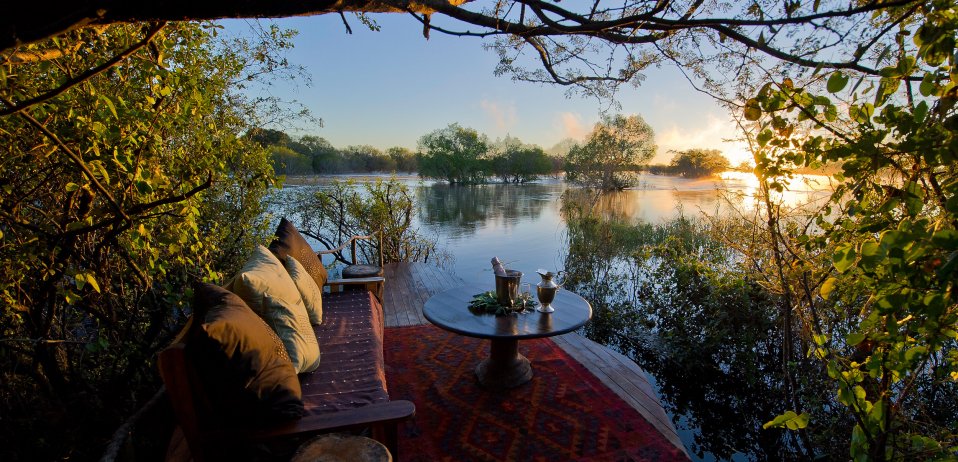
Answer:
382;262;689;458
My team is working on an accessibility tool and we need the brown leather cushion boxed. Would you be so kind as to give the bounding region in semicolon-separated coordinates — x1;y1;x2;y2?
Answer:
189;282;304;424
269;218;328;288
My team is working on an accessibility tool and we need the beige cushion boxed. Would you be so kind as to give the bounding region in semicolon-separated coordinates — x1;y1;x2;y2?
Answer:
231;245;321;373
285;255;324;325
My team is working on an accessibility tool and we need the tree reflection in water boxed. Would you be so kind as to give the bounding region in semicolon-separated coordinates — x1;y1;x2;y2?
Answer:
415;182;554;238
560;192;846;460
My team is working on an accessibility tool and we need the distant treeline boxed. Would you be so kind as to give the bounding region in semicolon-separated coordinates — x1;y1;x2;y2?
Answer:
254;126;739;182
250;128;418;175
251;126;568;182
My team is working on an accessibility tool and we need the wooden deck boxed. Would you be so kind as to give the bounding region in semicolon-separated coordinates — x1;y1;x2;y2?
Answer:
382;262;688;457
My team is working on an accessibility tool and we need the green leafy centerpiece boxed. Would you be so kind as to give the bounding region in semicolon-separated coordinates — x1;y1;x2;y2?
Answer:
468;291;536;315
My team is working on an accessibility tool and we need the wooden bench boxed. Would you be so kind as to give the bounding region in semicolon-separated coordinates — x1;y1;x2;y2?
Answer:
158;285;414;461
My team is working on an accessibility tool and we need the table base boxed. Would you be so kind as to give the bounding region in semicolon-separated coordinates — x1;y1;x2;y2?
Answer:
475;338;532;390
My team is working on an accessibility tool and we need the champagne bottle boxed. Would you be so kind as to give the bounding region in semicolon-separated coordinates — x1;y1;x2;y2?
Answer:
490;257;506;276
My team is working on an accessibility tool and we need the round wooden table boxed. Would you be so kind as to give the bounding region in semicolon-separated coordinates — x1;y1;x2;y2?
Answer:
422;284;592;390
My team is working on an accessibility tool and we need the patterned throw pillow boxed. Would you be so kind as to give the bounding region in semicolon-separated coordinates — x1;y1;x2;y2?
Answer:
268;218;328;288
285;255;324;325
189;282;303;422
230;245;321;373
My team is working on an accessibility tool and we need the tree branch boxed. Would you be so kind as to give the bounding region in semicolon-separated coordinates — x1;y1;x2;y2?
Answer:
2;95;130;222
0;22;166;117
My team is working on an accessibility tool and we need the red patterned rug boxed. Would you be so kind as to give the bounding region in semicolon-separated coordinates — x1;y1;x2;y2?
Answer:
383;325;687;461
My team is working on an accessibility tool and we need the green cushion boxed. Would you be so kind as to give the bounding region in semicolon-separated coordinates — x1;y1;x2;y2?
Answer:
231;245;321;373
269;218;328;288
285;255;323;325
189;282;303;423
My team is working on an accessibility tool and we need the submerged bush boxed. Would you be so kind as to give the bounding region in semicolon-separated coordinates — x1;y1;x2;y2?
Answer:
277;178;447;268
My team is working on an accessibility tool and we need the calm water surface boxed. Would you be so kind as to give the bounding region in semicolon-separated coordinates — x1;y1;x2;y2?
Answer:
408;172;829;282
282;172;832;461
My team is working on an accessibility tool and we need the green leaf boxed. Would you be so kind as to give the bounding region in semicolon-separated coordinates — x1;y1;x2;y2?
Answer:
63;290;80;304
947;195;958;213
763;411;810;430
858;240;883;269
135;181;154;195
84;273;101;293
919;73;936;97
827;72;849;93
65;221;88;231
914;101;928;123
100;95;118;119
757;130;774;147
905;346;927;363
849;103;874;124
820;277;838;300
931;229;958;250
903;181;924;216
851;385;867;404
66;182;80;192
833;244;857;273
744;98;763;121
846;332;867;346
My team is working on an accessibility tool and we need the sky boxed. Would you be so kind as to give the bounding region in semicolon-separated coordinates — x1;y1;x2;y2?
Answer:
221;14;752;166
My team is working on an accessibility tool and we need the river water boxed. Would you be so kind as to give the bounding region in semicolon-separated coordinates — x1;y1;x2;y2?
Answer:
277;172;833;461
329;171;831;282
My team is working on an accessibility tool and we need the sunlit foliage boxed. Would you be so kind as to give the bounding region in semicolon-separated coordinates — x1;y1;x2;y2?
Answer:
738;3;958;459
0;23;287;459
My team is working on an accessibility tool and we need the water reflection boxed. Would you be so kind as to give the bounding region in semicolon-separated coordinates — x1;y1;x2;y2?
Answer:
406;173;831;292
415;182;555;237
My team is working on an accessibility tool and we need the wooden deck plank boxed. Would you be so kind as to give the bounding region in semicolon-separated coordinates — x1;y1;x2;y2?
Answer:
562;334;659;404
391;263;418;327
438;263;465;289
380;262;688;457
381;264;400;327
407;263;435;323
382;265;401;328
383;263;405;327
396;264;417;327
405;263;429;325
408;264;435;324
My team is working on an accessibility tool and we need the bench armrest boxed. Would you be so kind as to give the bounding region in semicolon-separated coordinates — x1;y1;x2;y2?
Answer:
248;400;415;440
325;277;385;287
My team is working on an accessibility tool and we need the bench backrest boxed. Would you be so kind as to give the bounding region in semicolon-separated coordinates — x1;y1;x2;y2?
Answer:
157;321;218;462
